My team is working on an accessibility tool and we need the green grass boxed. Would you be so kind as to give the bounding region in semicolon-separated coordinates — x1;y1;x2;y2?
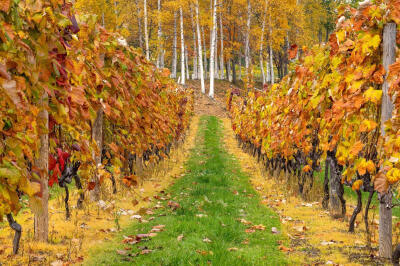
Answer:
85;116;286;266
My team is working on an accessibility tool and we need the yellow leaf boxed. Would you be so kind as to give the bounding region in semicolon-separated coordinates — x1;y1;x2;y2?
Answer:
366;160;376;174
364;87;382;104
352;180;363;191
359;120;378;132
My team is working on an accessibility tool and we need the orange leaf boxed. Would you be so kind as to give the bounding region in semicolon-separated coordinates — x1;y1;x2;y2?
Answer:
0;0;10;13
352;180;363;191
288;44;298;60
350;141;363;156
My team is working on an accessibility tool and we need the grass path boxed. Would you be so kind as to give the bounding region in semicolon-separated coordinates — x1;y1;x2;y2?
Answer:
86;116;286;265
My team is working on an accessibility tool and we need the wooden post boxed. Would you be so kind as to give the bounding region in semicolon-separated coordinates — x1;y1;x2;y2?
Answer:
379;22;397;259
34;93;49;242
91;108;103;201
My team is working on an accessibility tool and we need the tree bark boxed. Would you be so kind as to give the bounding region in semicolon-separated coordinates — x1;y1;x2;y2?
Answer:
180;7;186;85
91;108;103;202
190;7;198;80
328;153;345;218
135;0;143;50
269;46;274;84
239;54;242;80
227;59;232;82
156;0;162;68
202;26;208;79
143;0;150;61
172;12;177;79
34;93;49;242
244;0;251;77
232;58;237;84
379;22;397;259
196;0;205;93
185;45;190;80
209;0;217;98
219;5;225;80
213;5;219;81
259;6;266;85
268;1;274;84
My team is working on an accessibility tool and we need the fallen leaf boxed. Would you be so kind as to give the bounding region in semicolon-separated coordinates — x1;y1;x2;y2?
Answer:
279;245;294;252
130;215;142;220
271;227;280;234
238;218;252;225
250;224;266;231
203;238;212;243
50;260;64;266
140;249;153;255
116;249;128;255
227;247;238;251
177;234;184;241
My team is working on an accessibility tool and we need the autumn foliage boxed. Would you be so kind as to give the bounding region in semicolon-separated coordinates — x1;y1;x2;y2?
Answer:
0;0;193;220
227;0;400;196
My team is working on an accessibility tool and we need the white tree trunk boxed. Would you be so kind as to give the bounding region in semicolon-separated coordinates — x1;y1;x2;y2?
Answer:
260;8;266;85
228;59;232;82
180;7;186;85
269;47;274;84
219;7;225;80
172;12;177;78
202;26;207;79
244;0;251;77
196;0;205;93
209;0;217;98
156;0;162;68
161;49;165;68
185;45;190;80
215;40;219;79
379;22;397;259
144;0;150;61
268;6;274;84
266;60;270;83
190;7;198;80
211;0;219;80
34;93;49;242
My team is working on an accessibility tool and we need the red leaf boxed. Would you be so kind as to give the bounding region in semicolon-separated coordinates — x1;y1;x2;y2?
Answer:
49;155;57;171
57;148;70;172
49;165;60;187
87;181;96;191
288;44;298;60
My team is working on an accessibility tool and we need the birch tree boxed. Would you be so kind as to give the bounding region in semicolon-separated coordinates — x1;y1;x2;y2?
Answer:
259;7;266;85
244;0;251;77
268;1;274;84
185;45;190;80
135;0;143;50
171;12;177;78
219;3;225;80
180;7;186;85
143;0;150;61
190;7;198;80
156;0;162;68
209;0;217;98
202;26;208;79
196;0;205;93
